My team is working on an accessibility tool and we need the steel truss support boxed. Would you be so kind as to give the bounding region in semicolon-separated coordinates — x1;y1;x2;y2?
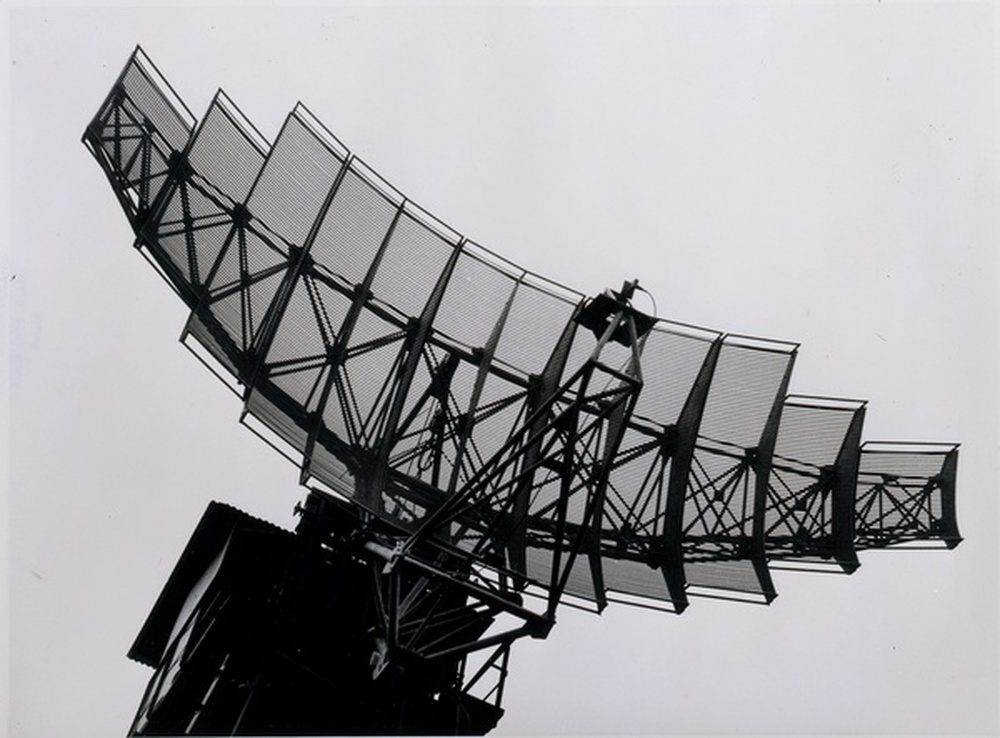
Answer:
294;491;515;727
367;283;649;657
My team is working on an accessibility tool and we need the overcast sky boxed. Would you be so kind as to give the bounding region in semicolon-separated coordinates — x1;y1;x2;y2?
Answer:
4;3;998;736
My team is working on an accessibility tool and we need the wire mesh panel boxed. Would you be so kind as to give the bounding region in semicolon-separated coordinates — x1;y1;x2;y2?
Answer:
493;276;582;377
765;396;865;571
145;93;269;302
433;244;520;351
855;442;960;549
216;106;348;435
188;92;270;204
597;323;719;609
83;48;195;226
682;336;796;602
178;109;347;379
247;105;349;249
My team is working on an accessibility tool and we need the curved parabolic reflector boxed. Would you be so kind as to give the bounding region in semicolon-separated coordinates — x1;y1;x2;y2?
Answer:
83;48;961;616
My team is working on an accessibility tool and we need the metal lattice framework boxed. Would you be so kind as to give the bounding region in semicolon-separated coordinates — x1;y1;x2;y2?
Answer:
83;48;961;716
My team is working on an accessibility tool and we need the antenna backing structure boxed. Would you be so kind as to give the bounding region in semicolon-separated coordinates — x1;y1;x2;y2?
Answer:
83;48;961;736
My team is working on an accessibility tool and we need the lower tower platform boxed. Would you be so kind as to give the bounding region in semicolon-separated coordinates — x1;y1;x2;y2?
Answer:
126;497;506;736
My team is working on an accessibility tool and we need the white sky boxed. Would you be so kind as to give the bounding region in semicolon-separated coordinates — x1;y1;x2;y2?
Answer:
3;3;998;736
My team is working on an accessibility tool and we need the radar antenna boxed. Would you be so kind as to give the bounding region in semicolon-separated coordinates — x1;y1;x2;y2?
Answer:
83;47;961;736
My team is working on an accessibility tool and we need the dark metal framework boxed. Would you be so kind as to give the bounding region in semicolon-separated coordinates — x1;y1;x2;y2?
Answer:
83;47;961;732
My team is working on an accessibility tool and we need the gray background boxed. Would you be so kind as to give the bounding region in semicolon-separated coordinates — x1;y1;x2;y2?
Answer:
4;3;997;736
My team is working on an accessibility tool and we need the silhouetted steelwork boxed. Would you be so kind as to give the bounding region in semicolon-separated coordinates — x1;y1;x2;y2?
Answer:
83;48;961;736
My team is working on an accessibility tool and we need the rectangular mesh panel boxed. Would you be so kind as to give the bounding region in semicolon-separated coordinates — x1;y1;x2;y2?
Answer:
185;310;240;377
308;440;356;499
563;322;599;381
859;446;953;479
774;401;858;468
369;210;456;319
685;444;753;534
90;91;177;217
699;339;794;448
311;166;400;286
602;556;672;602
524;545;554;591
634;325;716;425
764;402;857;557
460;373;529;475
266;274;353;367
85;49;191;222
119;52;193;152
246;110;347;249
434;246;519;350
201;225;289;353
245;389;309;458
494;278;580;376
323;309;407;443
685;559;766;597
682;438;767;595
150;181;234;291
855;444;958;547
187;94;268;206
270;365;325;414
561;554;598;602
604;426;669;542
